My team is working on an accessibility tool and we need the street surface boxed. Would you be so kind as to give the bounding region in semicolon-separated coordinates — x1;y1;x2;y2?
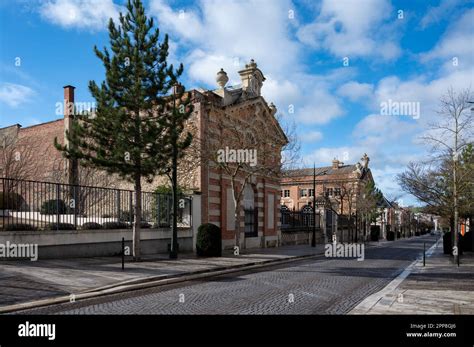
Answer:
18;235;438;314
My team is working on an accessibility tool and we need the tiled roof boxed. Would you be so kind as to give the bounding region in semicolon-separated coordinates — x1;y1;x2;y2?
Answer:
284;165;357;178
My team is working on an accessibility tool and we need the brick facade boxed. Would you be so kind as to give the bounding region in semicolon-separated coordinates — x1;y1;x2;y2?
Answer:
0;60;287;250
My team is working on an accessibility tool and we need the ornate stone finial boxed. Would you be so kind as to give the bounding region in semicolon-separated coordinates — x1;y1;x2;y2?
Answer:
269;102;277;116
216;68;229;89
246;59;257;69
360;153;370;169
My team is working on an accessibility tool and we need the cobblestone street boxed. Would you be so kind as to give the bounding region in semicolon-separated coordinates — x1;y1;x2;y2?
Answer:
19;235;439;315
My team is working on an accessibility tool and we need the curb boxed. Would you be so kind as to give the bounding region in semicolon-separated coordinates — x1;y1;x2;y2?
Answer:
0;251;324;314
348;237;441;315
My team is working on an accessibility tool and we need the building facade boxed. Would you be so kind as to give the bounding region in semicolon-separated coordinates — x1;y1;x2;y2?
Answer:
0;60;287;250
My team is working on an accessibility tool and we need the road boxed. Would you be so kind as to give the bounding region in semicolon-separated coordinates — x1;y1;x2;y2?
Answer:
18;235;438;315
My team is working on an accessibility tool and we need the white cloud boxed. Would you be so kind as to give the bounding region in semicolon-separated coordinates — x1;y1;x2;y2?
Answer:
420;8;474;65
420;0;462;29
304;146;363;167
295;88;344;124
150;0;299;78
373;67;474;126
39;0;121;30
353;114;419;142
301;131;323;143
0;83;36;108
337;81;374;102
149;0;204;41
296;0;401;60
149;0;347;127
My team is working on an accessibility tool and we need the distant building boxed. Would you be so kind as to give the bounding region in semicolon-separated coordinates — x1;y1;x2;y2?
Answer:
281;154;374;215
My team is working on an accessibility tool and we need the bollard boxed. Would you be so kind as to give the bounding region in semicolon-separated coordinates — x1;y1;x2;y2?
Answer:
423;242;425;267
122;237;125;271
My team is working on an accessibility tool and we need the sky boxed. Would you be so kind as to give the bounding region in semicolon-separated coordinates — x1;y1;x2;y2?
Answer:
0;0;473;206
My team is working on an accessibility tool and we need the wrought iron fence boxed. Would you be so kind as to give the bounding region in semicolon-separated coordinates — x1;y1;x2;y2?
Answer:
280;207;321;232
0;177;192;231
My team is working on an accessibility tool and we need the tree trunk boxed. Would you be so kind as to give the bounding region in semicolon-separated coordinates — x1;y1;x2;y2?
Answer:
170;131;179;259
234;209;241;250
133;174;142;261
453;149;459;264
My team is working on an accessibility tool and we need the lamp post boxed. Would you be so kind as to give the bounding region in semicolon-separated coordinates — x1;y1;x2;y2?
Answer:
311;165;328;247
312;164;316;247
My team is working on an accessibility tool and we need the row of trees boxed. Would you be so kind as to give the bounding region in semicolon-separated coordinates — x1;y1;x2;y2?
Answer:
325;178;384;242
398;88;473;263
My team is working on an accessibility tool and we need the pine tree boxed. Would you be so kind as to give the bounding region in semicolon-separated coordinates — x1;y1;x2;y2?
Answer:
55;0;192;260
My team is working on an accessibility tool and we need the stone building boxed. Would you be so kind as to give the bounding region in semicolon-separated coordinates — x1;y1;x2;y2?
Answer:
280;155;377;242
0;60;287;250
281;155;374;215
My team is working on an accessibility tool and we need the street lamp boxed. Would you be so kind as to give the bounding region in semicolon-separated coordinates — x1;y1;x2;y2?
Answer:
311;165;328;247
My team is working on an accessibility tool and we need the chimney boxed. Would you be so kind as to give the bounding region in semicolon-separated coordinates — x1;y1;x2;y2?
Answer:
332;158;340;169
238;59;265;96
63;85;75;148
64;85;75;118
63;85;78;186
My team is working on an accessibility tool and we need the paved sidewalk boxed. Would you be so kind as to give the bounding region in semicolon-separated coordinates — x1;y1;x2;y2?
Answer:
0;244;325;308
350;238;474;314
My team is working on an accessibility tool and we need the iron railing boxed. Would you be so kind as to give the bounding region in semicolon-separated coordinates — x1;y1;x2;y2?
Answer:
280;208;321;232
0;177;192;231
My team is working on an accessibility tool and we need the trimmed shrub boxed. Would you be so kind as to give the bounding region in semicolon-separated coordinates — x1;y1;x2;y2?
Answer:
443;231;451;254
81;222;102;230
370;226;380;241
386;231;395;241
119;210;134;223
461;230;473;252
0;192;25;210
40;199;67;215
44;223;76;230
196;223;222;257
4;223;37;231
102;221;129;229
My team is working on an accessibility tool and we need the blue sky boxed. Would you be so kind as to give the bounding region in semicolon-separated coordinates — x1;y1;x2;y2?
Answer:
0;0;473;205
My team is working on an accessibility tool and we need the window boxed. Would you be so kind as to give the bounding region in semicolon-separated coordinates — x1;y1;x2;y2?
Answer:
308;189;314;197
283;190;290;198
326;188;333;196
334;188;341;196
300;189;308;197
244;208;258;237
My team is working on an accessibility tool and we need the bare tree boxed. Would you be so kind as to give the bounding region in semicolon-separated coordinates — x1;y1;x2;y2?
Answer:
0;131;38;185
399;87;473;263
332;180;357;241
200;102;290;248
